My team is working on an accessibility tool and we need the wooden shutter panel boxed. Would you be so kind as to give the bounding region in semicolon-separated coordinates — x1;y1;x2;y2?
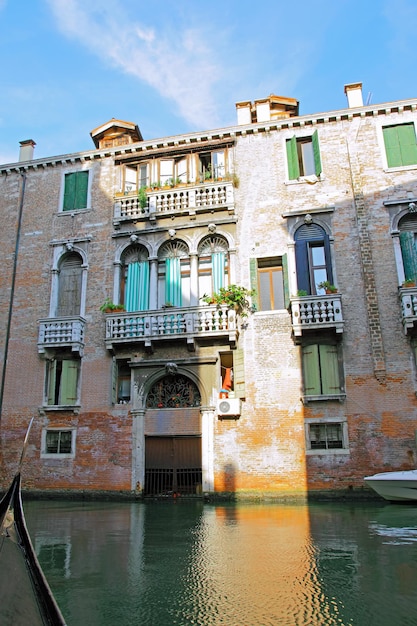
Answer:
60;360;78;405
233;348;245;398
74;171;89;209
282;253;290;309
47;360;57;405
319;344;340;394
383;126;402;168
57;254;82;316
312;130;322;176
249;258;259;311
302;344;321;395
397;123;417;166
399;231;417;282
295;240;310;293
111;357;118;405
63;173;76;211
286;136;299;180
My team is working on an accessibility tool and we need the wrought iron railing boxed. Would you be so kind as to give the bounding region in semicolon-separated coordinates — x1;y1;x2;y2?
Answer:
290;294;344;336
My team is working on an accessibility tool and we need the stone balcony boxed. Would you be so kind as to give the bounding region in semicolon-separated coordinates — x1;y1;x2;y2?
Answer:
399;286;417;333
104;304;237;352
114;180;235;224
290;294;344;338
38;317;86;355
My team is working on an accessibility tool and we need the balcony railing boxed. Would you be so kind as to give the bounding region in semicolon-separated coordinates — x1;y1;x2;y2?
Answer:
114;180;235;223
38;317;86;355
105;304;237;351
399;286;417;333
290;294;344;337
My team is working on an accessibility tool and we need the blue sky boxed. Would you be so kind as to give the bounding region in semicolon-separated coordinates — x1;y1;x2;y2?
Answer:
1;0;417;164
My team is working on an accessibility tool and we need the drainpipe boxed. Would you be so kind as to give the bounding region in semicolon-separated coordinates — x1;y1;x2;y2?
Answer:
0;171;27;422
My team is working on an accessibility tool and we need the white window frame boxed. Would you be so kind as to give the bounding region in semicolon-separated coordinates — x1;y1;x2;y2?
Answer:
304;418;349;455
41;427;76;459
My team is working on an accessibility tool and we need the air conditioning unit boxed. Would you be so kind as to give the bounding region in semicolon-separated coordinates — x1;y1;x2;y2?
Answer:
217;398;241;418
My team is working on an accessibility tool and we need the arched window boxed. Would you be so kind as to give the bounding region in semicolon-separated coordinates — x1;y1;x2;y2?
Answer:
398;214;417;283
158;240;190;307
198;235;229;297
120;245;150;312
146;374;201;408
57;252;83;316
294;224;333;295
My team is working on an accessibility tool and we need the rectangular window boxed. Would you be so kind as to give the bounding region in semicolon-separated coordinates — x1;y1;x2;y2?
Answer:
383;123;417;168
302;342;343;399
46;358;80;406
112;359;131;404
307;422;346;451
286;130;322;179
63;171;89;211
41;428;76;458
219;349;245;399
256;257;288;310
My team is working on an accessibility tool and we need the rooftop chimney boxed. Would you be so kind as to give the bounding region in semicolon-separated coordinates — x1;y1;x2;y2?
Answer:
344;83;363;108
19;139;36;162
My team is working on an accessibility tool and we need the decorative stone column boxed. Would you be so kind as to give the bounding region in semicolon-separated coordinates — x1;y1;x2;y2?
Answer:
131;408;145;494
201;408;215;493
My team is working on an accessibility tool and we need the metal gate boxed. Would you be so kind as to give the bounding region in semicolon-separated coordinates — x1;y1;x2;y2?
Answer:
144;436;202;496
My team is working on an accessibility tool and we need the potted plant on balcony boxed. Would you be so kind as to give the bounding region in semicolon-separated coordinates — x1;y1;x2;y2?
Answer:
317;281;338;294
402;278;416;288
201;285;255;317
100;298;125;313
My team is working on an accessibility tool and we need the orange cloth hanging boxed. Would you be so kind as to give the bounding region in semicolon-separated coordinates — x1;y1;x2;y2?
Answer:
223;367;233;390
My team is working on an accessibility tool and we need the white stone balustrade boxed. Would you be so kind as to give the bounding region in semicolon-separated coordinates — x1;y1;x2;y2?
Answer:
291;294;344;336
399;286;417;333
38;317;86;354
114;181;234;222
104;305;237;351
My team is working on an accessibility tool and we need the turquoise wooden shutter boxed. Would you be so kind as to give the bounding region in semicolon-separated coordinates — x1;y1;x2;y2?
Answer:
165;257;182;306
60;360;78;405
212;252;225;292
320;345;340;394
282;253;290;309
312;130;322;176
125;262;139;312
138;261;150;310
302;345;321;395
400;231;417;282
286;136;299;179
397;124;417;166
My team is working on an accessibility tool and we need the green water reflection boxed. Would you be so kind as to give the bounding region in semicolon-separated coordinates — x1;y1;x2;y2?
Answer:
25;500;417;626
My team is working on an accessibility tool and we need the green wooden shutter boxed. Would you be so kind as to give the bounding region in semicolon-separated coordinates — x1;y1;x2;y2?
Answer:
282;253;290;309
63;173;76;211
319;344;340;394
47;360;57;405
312;130;322;176
60;360;78;405
286;136;299;180
383;126;403;167
249;258;259;311
74;171;89;209
233;348;245;398
400;231;417;282
397;124;417;166
111;357;118;405
302;344;321;395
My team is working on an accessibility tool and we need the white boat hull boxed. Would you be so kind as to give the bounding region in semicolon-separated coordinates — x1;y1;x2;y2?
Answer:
364;470;417;502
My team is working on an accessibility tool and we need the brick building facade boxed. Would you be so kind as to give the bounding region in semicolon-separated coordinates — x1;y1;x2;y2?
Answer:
1;82;417;498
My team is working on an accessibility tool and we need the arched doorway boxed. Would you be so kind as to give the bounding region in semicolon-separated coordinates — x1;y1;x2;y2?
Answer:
144;374;202;496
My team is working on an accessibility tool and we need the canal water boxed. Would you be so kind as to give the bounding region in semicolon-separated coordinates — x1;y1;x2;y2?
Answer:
25;499;417;626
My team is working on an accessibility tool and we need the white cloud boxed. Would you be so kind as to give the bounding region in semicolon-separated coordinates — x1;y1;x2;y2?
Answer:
46;0;223;128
